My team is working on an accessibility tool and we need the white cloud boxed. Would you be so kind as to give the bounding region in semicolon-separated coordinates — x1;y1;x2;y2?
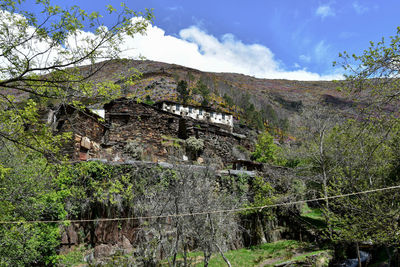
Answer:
353;2;369;14
119;21;341;81
316;5;335;18
314;40;330;62
1;11;341;82
299;54;311;63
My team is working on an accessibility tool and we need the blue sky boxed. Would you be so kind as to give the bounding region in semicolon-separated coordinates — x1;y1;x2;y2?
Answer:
23;1;400;80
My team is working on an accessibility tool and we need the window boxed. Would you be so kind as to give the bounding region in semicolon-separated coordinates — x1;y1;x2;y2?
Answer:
175;104;180;110
222;114;225;119
189;107;193;113
199;109;203;115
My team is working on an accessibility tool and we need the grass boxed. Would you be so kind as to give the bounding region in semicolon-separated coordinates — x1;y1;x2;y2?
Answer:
171;240;305;267
301;204;324;220
161;135;184;148
65;240;331;267
196;240;331;267
300;203;327;229
273;250;332;267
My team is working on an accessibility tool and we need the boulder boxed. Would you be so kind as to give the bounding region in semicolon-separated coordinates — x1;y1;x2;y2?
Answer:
94;244;113;258
81;136;91;149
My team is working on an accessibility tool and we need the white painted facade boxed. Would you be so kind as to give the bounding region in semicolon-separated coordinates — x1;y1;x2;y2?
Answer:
90;109;105;119
160;102;233;129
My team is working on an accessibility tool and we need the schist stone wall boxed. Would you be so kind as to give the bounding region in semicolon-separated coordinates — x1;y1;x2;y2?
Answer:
58;99;253;165
101;98;182;162
54;105;105;161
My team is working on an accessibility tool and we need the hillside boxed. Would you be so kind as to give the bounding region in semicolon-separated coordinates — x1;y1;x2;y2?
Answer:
77;59;354;134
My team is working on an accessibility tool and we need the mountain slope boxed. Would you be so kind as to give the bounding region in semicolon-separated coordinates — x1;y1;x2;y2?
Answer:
81;59;352;132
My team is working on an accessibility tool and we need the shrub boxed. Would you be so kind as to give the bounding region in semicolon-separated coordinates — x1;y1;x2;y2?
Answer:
185;137;204;159
124;141;143;160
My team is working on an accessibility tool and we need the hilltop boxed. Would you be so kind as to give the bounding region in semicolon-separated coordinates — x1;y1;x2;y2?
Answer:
77;59;354;134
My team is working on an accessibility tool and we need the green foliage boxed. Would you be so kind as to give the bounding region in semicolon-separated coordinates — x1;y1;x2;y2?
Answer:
0;0;153;154
185;136;204;153
313;120;400;245
251;131;279;163
185;136;204;159
184;240;329;267
300;204;327;229
241;176;274;217
0;146;66;266
161;135;184;148
55;162;254;266
195;80;211;107
237;93;266;129
176;80;190;104
327;27;400;250
56;245;87;266
144;95;155;105
124;140;143;160
223;93;234;107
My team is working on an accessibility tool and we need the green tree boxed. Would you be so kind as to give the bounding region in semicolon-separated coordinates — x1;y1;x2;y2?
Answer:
320;120;400;265
335;27;400;123
0;145;66;266
176;80;189;104
0;1;153;265
0;0;153;155
330;27;400;265
223;93;234;107
195;80;211;107
251;130;279;163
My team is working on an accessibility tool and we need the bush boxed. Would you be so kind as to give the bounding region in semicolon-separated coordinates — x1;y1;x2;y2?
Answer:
251;131;279;163
124;141;143;160
185;137;204;159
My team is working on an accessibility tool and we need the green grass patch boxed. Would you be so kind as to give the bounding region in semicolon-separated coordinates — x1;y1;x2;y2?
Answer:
161;135;184;148
56;245;88;266
301;204;323;220
273;250;332;266
182;240;304;267
300;204;327;229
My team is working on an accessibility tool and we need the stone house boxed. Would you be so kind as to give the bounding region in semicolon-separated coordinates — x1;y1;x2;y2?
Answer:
154;100;234;131
56;98;253;165
51;104;105;161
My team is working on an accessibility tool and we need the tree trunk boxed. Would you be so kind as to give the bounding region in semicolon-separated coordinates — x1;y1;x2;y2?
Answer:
183;243;188;267
216;244;232;267
385;246;392;266
204;251;211;267
356;242;361;267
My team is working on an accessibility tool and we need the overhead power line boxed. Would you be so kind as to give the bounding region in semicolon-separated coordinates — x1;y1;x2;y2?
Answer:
1;184;400;225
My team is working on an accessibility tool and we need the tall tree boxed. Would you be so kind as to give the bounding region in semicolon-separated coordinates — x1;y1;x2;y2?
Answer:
335;26;400;122
300;27;400;265
0;0;153;155
0;143;65;266
323;120;400;265
195;80;210;107
176;80;189;104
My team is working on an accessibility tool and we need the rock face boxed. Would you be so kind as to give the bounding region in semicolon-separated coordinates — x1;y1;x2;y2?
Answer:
59;219;139;258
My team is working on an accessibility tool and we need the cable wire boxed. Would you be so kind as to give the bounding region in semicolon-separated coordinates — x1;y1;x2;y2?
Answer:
1;184;400;225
